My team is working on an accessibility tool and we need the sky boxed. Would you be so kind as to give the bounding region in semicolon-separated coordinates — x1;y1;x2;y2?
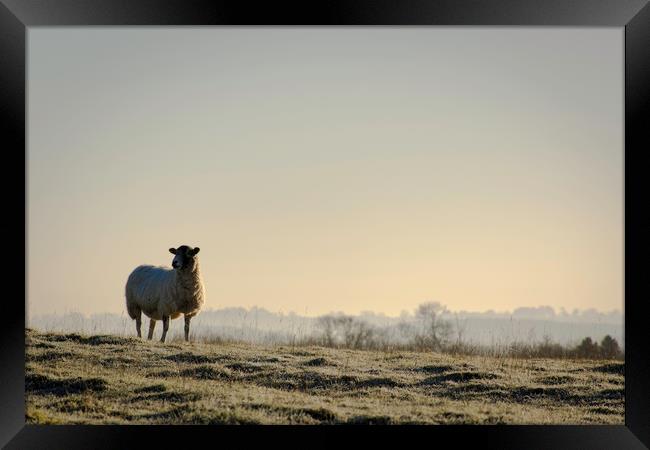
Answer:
27;27;623;318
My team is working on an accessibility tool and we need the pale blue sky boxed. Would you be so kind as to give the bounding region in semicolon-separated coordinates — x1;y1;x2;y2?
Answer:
28;28;623;317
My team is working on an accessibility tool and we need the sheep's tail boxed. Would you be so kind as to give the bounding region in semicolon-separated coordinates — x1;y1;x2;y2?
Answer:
126;301;140;320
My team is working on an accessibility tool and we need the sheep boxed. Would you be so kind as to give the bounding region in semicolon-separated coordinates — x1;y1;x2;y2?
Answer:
125;245;205;343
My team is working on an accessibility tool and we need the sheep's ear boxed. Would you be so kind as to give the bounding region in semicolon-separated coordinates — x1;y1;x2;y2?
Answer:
169;248;177;254
191;247;200;256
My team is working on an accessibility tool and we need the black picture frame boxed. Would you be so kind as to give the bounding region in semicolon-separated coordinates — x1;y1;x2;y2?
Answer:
2;1;648;448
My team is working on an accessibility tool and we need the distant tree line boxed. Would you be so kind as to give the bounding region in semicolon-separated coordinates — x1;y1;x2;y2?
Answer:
313;302;623;360
29;303;623;359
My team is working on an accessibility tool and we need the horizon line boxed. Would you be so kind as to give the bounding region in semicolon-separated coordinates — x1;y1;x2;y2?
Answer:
28;304;624;320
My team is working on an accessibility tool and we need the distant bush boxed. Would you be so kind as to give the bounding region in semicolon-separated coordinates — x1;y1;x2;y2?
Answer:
574;337;601;359
561;335;621;360
599;335;622;359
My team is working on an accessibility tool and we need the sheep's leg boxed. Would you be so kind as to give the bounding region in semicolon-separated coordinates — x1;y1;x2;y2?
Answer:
160;315;170;343
135;312;142;338
184;315;191;342
147;319;156;340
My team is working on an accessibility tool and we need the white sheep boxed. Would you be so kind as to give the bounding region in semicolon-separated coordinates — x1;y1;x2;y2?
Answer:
125;245;205;342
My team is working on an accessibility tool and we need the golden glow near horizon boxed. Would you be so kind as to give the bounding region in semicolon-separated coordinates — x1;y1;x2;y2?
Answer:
27;28;622;317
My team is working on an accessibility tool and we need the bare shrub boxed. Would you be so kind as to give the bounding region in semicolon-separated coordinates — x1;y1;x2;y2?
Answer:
412;302;453;351
315;315;377;349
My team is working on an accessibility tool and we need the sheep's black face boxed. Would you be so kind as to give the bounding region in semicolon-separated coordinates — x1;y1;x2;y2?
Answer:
169;245;200;271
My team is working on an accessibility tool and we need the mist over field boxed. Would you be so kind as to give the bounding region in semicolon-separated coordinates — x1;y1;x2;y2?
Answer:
28;304;623;350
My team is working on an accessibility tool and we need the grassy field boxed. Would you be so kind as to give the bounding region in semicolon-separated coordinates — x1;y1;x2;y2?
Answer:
25;329;624;425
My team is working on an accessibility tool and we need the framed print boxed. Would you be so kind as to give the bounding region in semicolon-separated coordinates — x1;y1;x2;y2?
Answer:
1;0;649;448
